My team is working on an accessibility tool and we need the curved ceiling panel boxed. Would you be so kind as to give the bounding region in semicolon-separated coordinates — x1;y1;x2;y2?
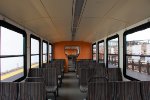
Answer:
0;0;150;42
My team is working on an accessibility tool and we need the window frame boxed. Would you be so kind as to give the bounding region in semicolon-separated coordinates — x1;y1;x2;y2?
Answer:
30;34;41;68
42;40;48;64
92;43;97;61
98;40;105;63
123;22;150;81
0;20;27;82
106;34;119;68
49;43;53;62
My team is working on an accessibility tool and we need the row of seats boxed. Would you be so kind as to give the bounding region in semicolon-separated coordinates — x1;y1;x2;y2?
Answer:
0;59;65;100
42;59;65;87
0;82;46;100
77;60;150;100
28;59;65;99
28;68;58;99
76;60;122;93
87;81;150;100
79;67;122;93
76;60;104;78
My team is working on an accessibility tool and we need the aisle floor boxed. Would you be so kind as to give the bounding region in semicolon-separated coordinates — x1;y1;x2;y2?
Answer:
49;72;86;100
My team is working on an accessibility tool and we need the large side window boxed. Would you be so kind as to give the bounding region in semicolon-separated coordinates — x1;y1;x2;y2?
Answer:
30;35;41;68
42;41;48;63
0;21;26;82
92;43;96;61
49;43;52;62
124;22;150;81
98;40;104;63
107;35;119;68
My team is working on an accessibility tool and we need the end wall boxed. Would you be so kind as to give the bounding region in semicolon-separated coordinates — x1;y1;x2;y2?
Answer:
53;41;92;72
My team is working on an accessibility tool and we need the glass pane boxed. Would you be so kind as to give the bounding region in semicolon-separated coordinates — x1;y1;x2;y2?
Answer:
99;42;104;63
49;45;52;53
31;55;39;68
108;54;118;68
49;54;52;61
126;27;150;80
0;57;24;82
126;28;150;55
93;44;96;53
43;42;47;54
126;56;150;80
1;26;23;55
108;37;118;68
31;38;39;54
43;54;47;63
108;38;118;54
93;54;96;61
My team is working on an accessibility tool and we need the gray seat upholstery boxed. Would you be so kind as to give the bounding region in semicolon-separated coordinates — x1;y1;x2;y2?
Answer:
79;68;88;93
18;82;46;100
125;81;141;100
0;82;18;100
44;68;58;100
107;68;122;81
42;63;49;68
80;85;88;93
87;81;142;100
87;82;107;100
45;86;57;92
140;81;150;100
25;77;44;82
28;68;44;77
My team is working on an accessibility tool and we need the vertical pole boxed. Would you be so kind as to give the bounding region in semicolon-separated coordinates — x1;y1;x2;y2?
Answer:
147;61;150;75
139;60;141;73
0;26;1;81
132;60;134;71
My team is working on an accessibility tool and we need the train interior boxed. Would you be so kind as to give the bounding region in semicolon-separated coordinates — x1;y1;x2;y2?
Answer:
0;0;150;100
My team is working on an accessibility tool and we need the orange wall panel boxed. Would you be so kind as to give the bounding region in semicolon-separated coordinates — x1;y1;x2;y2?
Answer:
53;41;92;72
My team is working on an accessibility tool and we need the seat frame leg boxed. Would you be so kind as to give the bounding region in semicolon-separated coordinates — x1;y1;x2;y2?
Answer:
53;92;56;100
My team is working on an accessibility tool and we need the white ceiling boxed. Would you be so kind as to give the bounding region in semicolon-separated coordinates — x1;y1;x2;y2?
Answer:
0;0;150;42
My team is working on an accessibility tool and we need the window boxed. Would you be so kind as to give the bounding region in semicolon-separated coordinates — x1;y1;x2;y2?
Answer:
0;20;27;82
30;35;41;68
123;22;150;81
49;43;52;62
107;35;119;68
92;43;96;61
98;40;104;63
42;41;48;63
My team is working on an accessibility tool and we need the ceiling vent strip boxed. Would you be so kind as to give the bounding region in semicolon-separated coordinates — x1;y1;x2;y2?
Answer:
71;0;87;40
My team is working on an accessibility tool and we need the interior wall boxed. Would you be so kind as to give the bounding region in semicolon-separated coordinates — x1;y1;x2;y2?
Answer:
53;41;92;72
94;17;150;81
0;14;50;75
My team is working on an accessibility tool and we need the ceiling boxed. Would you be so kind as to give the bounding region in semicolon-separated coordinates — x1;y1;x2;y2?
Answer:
0;0;150;42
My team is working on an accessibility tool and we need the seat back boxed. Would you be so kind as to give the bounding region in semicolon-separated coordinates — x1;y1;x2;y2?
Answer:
95;67;108;78
44;68;57;86
42;63;48;68
140;81;150;100
0;82;18;100
107;68;122;81
87;81;142;100
18;82;46;100
28;68;44;77
124;81;141;100
88;77;108;83
79;68;89;86
87;82;107;100
25;77;44;83
88;68;96;81
56;62;62;76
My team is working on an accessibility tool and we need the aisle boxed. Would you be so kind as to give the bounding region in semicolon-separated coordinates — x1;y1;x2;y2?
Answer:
56;72;86;100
